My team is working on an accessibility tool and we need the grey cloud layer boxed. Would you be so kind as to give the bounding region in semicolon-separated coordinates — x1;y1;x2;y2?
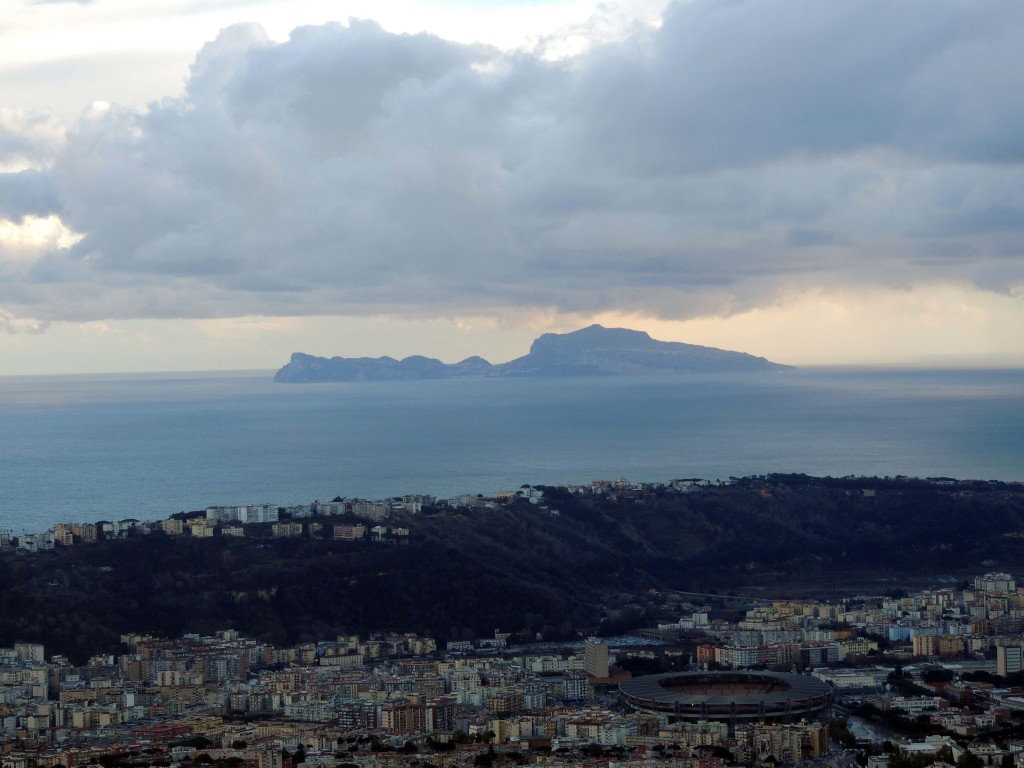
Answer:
3;0;1023;324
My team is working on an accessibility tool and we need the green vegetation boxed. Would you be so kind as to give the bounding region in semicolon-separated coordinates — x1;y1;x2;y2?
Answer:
827;718;857;749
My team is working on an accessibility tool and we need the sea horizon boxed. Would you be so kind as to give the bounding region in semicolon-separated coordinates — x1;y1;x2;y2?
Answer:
3;360;1024;380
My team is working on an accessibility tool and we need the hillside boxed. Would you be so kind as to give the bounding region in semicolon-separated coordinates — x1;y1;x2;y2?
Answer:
3;474;1024;661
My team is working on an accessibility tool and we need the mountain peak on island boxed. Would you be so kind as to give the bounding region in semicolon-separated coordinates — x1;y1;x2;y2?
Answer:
273;325;793;382
534;323;653;347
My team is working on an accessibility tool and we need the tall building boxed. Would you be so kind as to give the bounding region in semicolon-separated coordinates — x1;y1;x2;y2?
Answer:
913;635;937;657
584;638;610;679
997;645;1023;677
562;670;590;700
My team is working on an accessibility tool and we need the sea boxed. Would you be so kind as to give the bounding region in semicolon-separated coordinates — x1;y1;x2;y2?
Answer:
0;367;1022;533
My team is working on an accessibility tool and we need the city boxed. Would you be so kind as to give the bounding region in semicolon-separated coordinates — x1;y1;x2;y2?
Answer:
4;570;1024;768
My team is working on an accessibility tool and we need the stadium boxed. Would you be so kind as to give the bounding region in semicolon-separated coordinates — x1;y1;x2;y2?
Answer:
619;671;833;723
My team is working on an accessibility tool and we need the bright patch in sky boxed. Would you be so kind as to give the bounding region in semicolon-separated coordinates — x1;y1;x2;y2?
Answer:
0;215;82;256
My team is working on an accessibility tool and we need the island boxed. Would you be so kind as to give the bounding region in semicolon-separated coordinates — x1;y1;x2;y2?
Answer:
274;324;793;382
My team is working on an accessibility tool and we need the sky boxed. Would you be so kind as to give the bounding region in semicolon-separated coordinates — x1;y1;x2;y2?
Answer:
1;0;1023;374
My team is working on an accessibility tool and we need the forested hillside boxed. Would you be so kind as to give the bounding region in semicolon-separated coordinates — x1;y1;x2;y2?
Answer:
2;474;1023;662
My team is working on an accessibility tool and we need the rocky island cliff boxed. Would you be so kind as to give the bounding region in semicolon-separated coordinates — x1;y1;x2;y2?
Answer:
274;324;793;382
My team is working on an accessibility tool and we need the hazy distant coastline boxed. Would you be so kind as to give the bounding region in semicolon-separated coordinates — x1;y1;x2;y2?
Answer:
274;324;793;382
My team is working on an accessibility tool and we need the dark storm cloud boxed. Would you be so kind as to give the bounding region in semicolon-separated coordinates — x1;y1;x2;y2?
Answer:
2;0;1023;323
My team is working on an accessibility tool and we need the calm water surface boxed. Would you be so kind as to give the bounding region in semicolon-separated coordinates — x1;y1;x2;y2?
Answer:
0;368;1021;531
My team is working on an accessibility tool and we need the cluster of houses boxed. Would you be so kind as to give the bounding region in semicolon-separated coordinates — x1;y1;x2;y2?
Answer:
2;484;555;550
684;572;1024;673
0;494;444;551
2;473;744;552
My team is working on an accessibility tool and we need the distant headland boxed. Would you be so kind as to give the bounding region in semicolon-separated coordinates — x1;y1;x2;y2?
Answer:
274;324;793;382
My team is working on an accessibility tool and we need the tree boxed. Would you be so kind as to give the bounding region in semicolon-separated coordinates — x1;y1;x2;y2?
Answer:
828;719;858;749
711;746;735;761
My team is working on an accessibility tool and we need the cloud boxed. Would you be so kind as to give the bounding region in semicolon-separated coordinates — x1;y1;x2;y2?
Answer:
0;170;60;220
2;0;1024;326
575;1;1024;171
0;308;48;333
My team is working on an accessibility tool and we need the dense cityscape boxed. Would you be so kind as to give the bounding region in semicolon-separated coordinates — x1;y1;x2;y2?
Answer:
5;564;1024;768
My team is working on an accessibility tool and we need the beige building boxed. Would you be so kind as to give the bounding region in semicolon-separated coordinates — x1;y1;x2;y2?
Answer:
584;638;610;679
